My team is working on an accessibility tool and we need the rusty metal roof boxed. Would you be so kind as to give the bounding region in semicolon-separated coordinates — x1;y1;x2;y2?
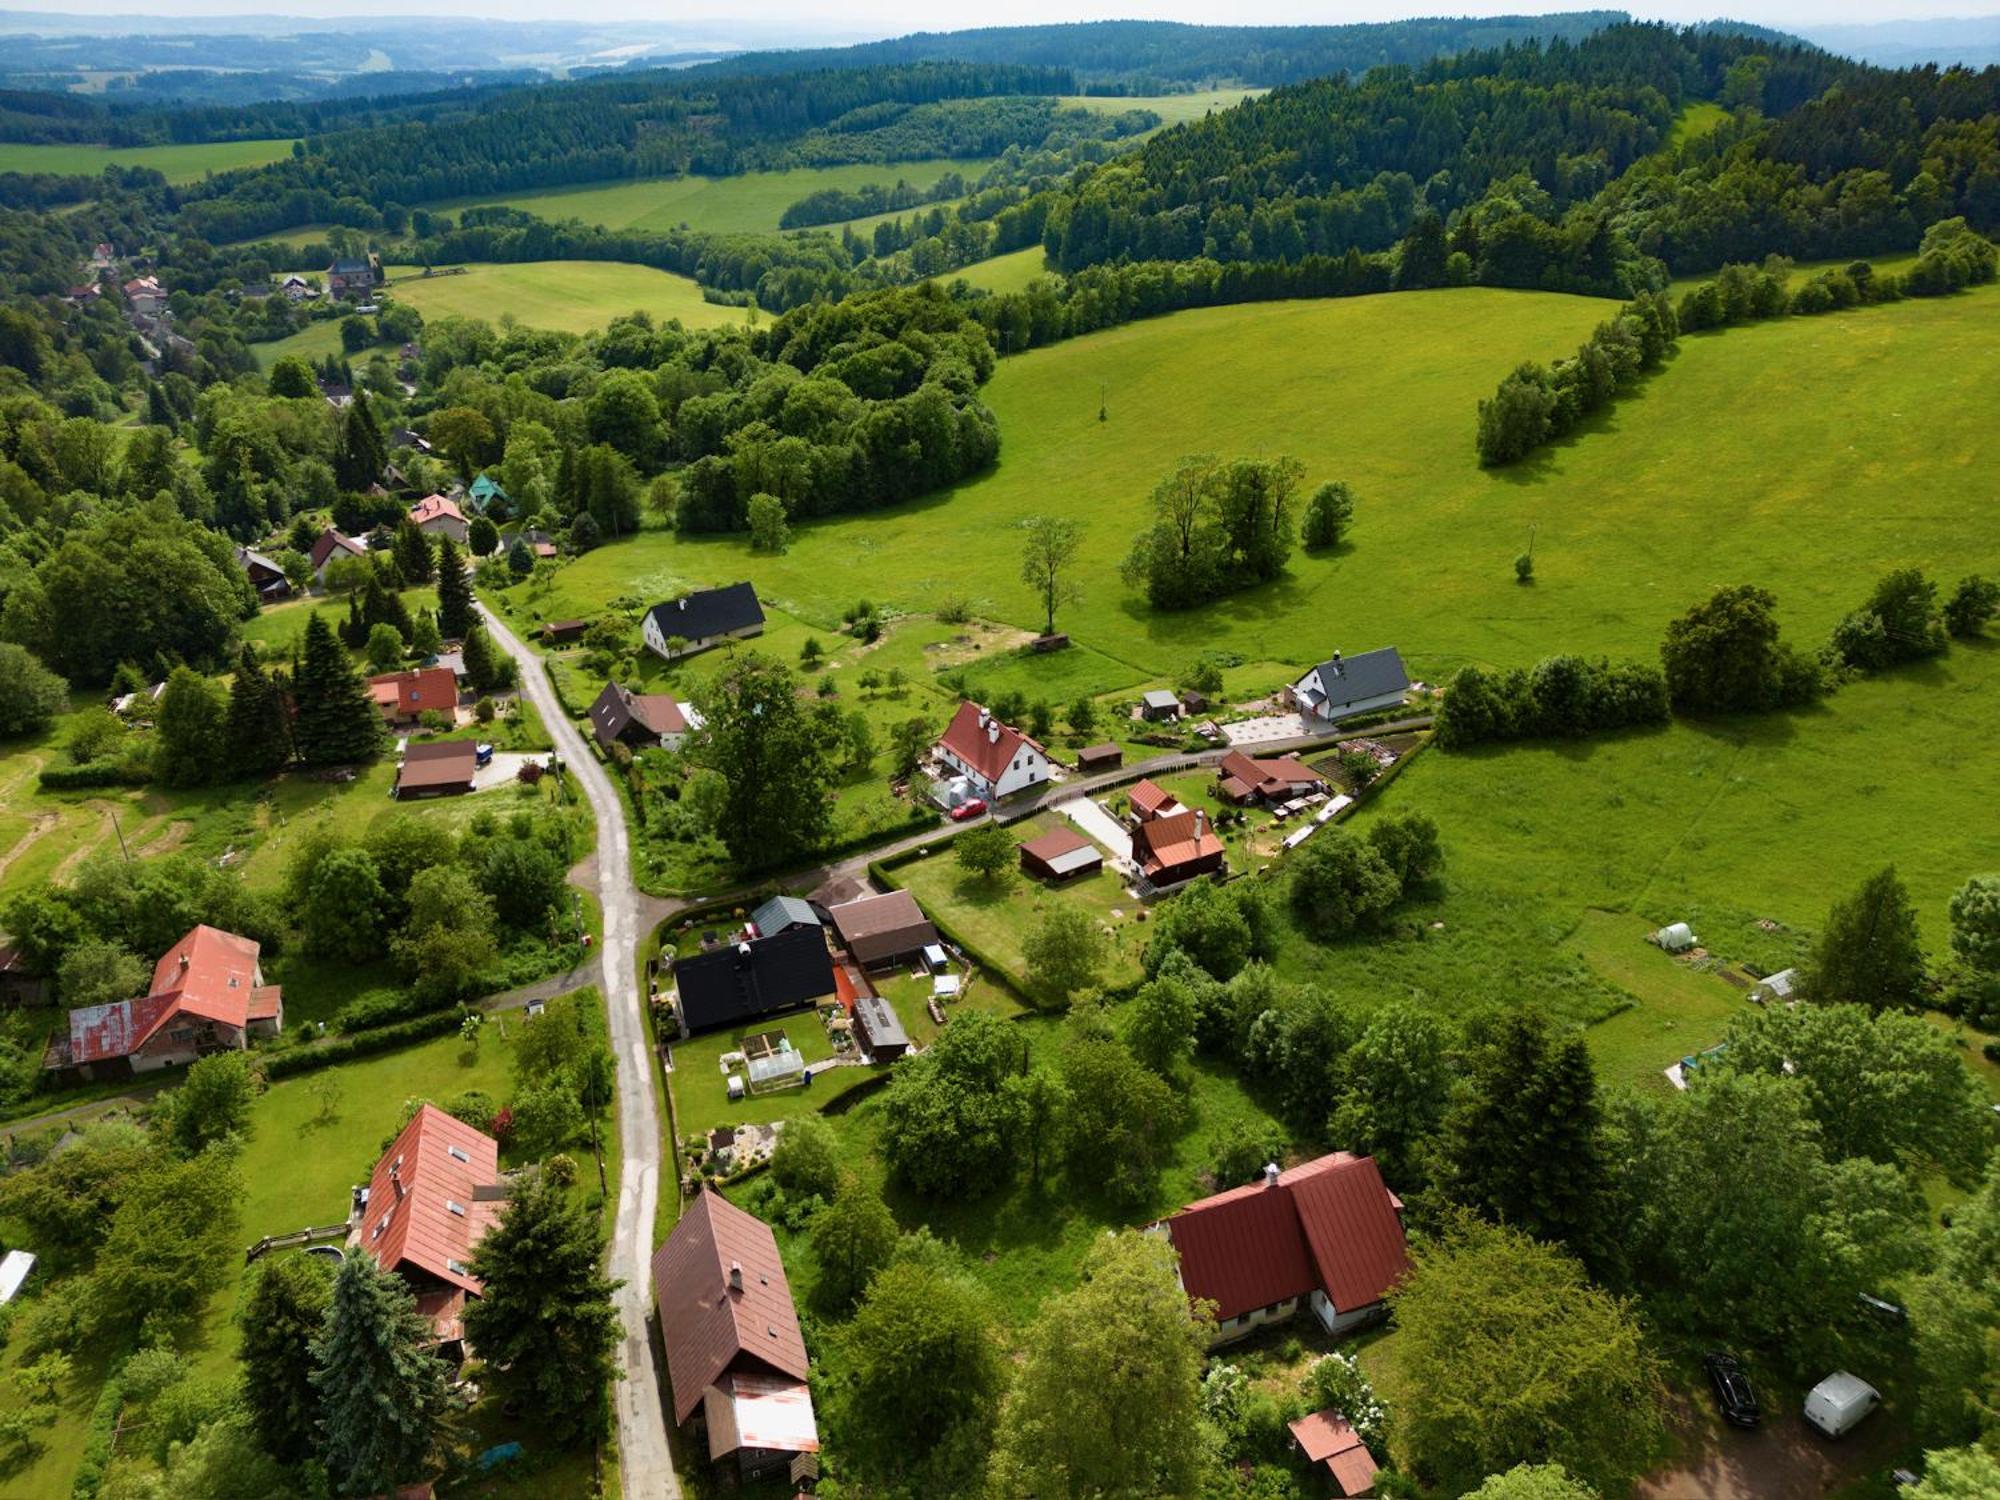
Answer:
354;1104;502;1299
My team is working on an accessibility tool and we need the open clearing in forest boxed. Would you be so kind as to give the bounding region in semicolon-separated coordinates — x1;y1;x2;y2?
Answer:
0;137;297;183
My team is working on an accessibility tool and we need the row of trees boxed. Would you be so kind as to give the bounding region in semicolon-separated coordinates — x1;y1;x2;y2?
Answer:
1434;654;1671;747
1121;454;1309;610
1474;292;1678;466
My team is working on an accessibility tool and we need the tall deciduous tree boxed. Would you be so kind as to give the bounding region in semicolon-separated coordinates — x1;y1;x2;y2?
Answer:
1659;583;1819;713
1437;1010;1608;1258
688;653;831;870
1019;515;1082;637
434;536;473;640
1021;903;1105;1008
1391;1216;1663;1496
1329;1002;1452;1188
1910;1159;2000;1448
1803;865;1927;1012
462;1171;620;1445
0;643;66;737
881;1011;1026;1198
810;1172;900;1316
153;666;228;787
1301;479;1357;550
292;613;381;765
837;1254;1003;1493
1464;1463;1603;1500
988;1230;1215;1499
239;1253;334;1465
225;645;290;777
161;1052;256;1158
312;1251;451;1495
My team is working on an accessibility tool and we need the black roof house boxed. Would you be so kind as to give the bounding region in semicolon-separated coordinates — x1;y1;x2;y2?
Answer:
645;582;765;645
674;925;835;1034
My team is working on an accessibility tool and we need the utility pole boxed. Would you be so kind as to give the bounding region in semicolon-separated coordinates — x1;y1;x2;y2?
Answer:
111;812;131;864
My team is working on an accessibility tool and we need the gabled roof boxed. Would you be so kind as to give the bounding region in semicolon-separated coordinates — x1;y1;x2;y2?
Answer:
329;257;372;275
368;667;458;718
1132;808;1223;880
397;739;477;792
653;1190;810;1425
674;925;835;1034
355;1104;503;1299
1217;750;1327;798
310;527;368;569
1295;648;1410;712
936;701;1040;786
644;582;764;644
65;925;276;1065
1162;1153;1408;1323
750;896;820;938
410;494;465;527
588;681;690;746
1289;1408;1380;1497
468;473;506;500
826;890;936;966
1128;779;1178;820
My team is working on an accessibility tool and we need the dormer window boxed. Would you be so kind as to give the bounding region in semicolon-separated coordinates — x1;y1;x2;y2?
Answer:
447;1200;466;1217
447;1145;470;1164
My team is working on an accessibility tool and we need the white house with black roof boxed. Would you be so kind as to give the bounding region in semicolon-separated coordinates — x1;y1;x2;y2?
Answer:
642;582;766;662
1286;647;1411;726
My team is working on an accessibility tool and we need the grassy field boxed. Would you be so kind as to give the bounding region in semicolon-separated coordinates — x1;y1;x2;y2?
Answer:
1060;88;1264;131
520;281;2000;696
436;158;993;237
0;137;297;184
1663;99;1730;152
951;244;1056;294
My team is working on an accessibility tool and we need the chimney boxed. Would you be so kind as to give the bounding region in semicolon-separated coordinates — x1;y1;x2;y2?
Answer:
1194;810;1207;838
179;951;190;973
1331;650;1343;672
728;1260;743;1293
987;724;999;744
977;708;989;729
391;1165;405;1200
736;941;753;965
1263;1162;1280;1187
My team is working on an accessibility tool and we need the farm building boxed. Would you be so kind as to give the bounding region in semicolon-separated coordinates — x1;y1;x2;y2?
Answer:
395;740;477;799
1132;808;1225;888
1155;1152;1408;1347
588;681;700;752
850;993;911;1062
368;667;460;727
409;494;469;544
1140;689;1182;721
1074;742;1123;771
47;925;282;1079
1216;749;1327;805
326;255;377;299
933;701;1050;804
235;545;292;600
0;945;44;1007
654;1190;820;1484
541;618;589;645
673;926;835;1036
350;1104;504;1358
642;582;765;661
1286;648;1411;725
1019;825;1105;881
750;896;820;939
1289;1408;1379;1497
827;890;938;969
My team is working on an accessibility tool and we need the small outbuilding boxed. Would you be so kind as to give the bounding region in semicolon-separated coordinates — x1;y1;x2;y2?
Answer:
542;618;589;645
1018;825;1105;882
1750;967;1797;1004
1074;742;1123;771
1655;921;1697;953
396;740;478;799
0;1250;35;1306
1140;689;1182;721
1287;1408;1378;1496
851;993;911;1063
750;896;821;939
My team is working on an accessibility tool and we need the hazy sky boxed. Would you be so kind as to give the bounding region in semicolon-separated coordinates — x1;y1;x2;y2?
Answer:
36;0;1995;32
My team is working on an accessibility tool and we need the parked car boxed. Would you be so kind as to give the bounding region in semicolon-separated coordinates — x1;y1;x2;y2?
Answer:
475;742;495;767
1804;1372;1880;1438
949;798;988;821
1703;1351;1760;1428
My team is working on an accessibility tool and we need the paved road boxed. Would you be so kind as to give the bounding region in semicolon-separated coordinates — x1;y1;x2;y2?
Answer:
480;604;680;1500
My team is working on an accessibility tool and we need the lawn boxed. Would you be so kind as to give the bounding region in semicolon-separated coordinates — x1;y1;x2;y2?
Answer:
435;158;994;237
511;280;2000;699
0;137;297;184
950;244;1057;295
1059;88;1265;132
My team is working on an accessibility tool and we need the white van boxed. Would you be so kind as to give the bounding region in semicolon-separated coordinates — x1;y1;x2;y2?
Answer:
1804;1372;1880;1437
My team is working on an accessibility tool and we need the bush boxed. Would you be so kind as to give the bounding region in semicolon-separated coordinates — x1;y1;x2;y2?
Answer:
38;758;152;791
1435;657;1668;749
261;1008;464;1079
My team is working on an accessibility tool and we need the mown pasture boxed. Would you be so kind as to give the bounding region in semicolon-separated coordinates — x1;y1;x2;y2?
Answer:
0;137;298;184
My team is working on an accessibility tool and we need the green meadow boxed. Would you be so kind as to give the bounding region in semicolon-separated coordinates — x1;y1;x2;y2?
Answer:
0;137;297;184
952;243;1056;294
1060;87;1265;130
436;157;993;237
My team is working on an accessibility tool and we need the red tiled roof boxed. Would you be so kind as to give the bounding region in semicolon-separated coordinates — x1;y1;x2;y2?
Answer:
1289;1409;1379;1497
1132;808;1224;881
354;1104;502;1298
937;701;1035;785
653;1190;810;1425
410;494;464;527
310;528;366;569
1218;750;1326;798
1163;1153;1408;1322
1018;825;1096;863
368;668;458;719
1128;779;1178;820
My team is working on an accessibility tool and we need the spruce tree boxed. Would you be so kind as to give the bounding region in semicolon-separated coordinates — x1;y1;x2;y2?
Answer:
146;382;174;431
463;1172;621;1445
1805;865;1927;1012
240;1253;333;1465
340;591;368;649
362;573;414;643
394;519;434;585
336;390;387;493
225;645;291;777
311;1251;450;1496
434;536;474;640
294;613;382;765
461;625;499;693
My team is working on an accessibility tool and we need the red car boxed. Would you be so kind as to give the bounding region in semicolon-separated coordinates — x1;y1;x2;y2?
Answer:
950;799;988;821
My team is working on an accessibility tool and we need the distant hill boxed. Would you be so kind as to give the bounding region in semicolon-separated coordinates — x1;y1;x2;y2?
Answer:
1797;15;2000;69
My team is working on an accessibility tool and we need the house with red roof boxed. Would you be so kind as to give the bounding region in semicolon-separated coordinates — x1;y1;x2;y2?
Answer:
309;526;368;584
933;701;1050;804
1216;748;1328;805
653;1189;820;1484
1154;1151;1409;1346
1126;777;1181;822
409;494;468;544
46;925;282;1079
1131;807;1225;889
350;1104;505;1357
368;667;460;727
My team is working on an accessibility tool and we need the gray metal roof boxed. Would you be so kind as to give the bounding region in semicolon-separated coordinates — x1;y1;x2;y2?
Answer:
852;993;909;1052
1142;689;1181;710
752;896;821;937
1299;647;1410;711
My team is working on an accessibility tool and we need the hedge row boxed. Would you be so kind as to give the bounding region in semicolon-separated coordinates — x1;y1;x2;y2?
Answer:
39;760;152;791
260;1007;464;1079
69;1357;130;1499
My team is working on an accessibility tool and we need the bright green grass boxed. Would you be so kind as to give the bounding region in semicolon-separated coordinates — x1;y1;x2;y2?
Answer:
526;282;2000;690
0;137;296;184
437;158;993;237
1059;89;1264;131
1664;99;1730;152
1668;249;1924;294
950;244;1057;294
